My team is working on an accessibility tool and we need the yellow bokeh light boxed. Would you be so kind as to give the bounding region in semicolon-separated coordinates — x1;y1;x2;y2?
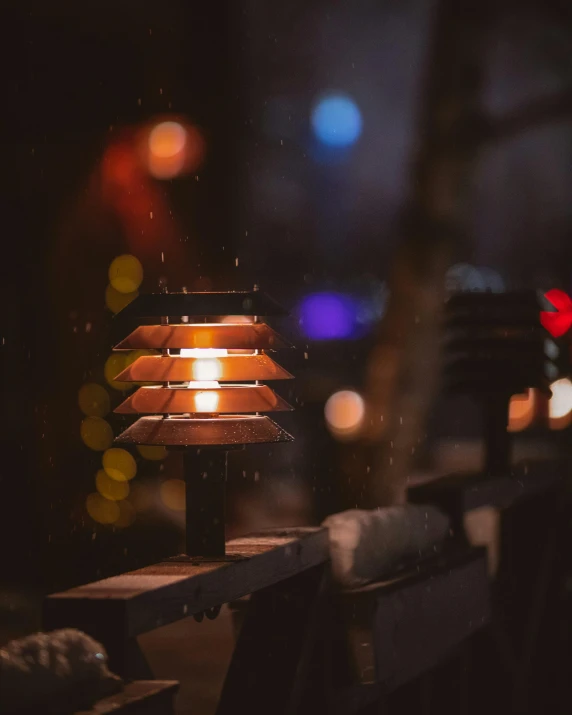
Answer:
103;448;137;482
508;389;536;433
160;478;186;511
95;468;130;501
194;390;220;412
324;390;365;440
548;378;572;430
104;353;131;391
78;383;110;418
108;254;143;294
137;444;168;461
80;417;114;451
105;284;138;314
115;499;136;528
86;493;120;525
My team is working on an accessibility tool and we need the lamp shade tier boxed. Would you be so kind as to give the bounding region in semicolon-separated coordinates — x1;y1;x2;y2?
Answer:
114;354;294;383
114;291;287;320
443;290;555;397
115;385;293;415
114;415;294;446
113;323;292;351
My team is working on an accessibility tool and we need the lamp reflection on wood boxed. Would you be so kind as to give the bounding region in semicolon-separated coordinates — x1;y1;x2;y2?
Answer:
112;290;294;559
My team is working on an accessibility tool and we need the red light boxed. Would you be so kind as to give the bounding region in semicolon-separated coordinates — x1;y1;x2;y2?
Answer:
541;289;572;338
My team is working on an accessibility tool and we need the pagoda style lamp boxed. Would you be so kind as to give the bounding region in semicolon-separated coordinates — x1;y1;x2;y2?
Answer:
112;290;294;559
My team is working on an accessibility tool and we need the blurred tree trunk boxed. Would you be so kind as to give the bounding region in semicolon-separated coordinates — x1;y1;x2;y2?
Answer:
362;0;495;506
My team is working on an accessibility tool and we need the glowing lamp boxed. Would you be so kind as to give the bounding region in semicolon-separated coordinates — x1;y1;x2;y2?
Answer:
112;290;294;558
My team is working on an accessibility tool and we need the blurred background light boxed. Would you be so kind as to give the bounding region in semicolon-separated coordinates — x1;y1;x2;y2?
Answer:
445;263;505;293
78;383;110;418
146;120;205;179
541;289;572;338
136;444;168;461
298;292;357;340
80;416;114;451
102;448;137;482
508;389;536;432
114;499;136;528
324;389;365;440
548;378;572;429
108;254;143;294
160;478;186;511
311;93;362;148
95;468;130;501
105;284;139;314
104;353;131;392
86;493;120;525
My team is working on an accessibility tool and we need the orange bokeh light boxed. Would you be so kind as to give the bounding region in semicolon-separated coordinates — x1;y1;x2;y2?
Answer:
508;389;536;432
146;120;205;179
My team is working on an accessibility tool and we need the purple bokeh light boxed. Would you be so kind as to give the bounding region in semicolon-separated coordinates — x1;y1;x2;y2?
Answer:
298;292;358;340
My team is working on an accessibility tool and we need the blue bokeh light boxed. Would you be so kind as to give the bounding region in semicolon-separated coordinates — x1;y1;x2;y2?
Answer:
311;94;363;148
299;293;358;340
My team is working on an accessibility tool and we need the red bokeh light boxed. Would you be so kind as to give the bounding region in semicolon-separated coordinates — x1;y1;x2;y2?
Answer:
541;289;572;338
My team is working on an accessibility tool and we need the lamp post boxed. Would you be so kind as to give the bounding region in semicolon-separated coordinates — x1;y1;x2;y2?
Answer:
112;290;294;559
444;290;555;476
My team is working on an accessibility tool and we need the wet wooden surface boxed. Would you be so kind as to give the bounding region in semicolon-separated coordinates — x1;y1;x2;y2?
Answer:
44;528;329;638
76;681;179;715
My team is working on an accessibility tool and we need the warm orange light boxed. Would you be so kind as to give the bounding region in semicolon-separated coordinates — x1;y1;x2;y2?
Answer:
193;360;222;381
149;121;187;158
548;378;572;430
194;390;220;413
325;390;365;440
181;348;227;382
508;389;536;432
180;348;228;358
146;121;205;179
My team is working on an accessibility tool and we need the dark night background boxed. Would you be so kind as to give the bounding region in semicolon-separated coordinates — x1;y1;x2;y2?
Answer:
2;1;572;712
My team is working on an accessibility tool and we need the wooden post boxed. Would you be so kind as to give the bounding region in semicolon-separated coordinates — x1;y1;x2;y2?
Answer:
217;564;330;715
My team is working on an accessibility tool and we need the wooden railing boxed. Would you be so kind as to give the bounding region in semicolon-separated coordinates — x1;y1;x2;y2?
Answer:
43;460;563;714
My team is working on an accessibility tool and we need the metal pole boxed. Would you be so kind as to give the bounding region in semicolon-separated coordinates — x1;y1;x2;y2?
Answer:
183;448;227;557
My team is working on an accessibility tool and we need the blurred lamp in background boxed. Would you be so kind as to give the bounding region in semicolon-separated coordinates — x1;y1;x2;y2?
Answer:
311;92;362;148
325;389;365;441
111;290;294;558
143;119;206;180
299;292;356;340
548;377;572;430
298;287;385;341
